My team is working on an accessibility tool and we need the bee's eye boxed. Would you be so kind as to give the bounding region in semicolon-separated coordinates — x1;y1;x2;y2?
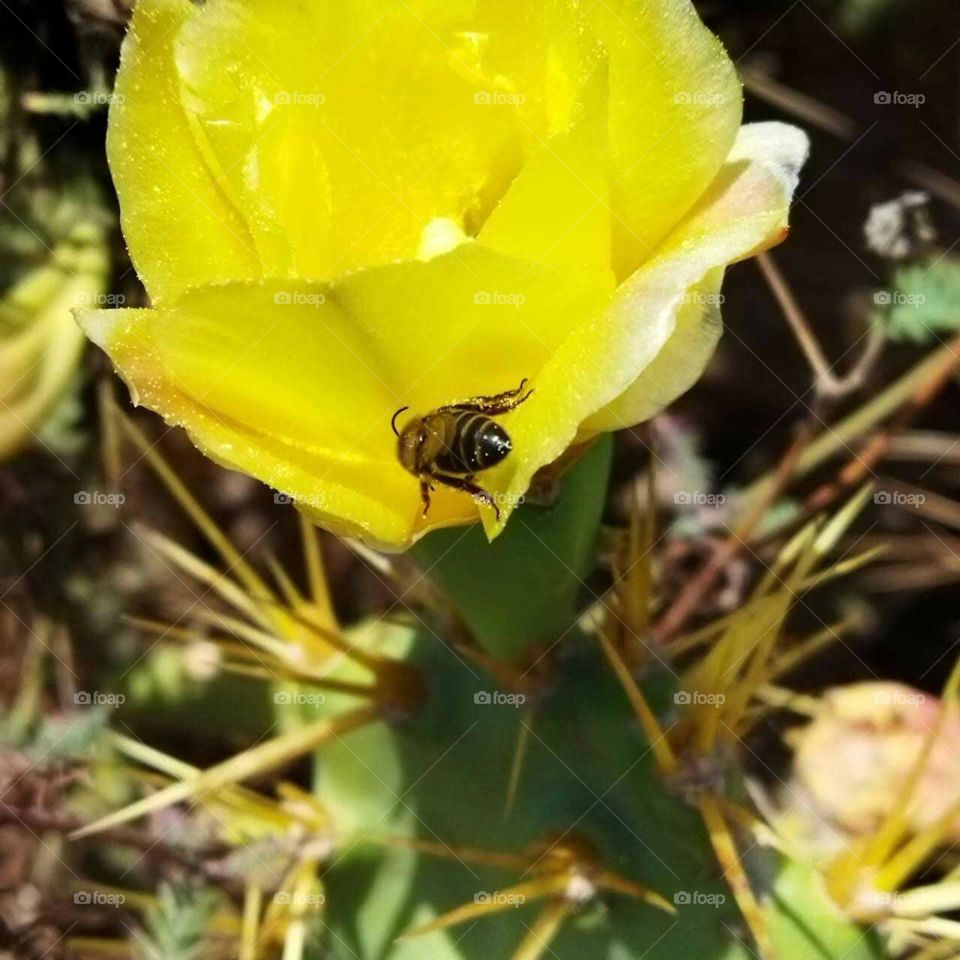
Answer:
417;429;426;444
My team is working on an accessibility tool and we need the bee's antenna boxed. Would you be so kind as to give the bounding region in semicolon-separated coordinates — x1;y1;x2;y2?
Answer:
391;406;410;438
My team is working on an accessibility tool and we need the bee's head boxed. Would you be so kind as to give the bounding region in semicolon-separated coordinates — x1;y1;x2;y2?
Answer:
393;406;424;474
396;420;425;474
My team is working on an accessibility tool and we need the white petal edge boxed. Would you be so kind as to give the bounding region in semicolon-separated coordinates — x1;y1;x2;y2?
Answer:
577;121;810;437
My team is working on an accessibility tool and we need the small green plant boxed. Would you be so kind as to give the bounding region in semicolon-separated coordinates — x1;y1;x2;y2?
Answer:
135;884;222;960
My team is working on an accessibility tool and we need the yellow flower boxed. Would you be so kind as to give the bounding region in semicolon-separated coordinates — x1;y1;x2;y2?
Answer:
81;0;807;548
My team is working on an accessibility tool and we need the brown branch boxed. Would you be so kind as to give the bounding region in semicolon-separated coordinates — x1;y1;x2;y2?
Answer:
756;252;884;400
653;421;815;643
804;332;960;514
0;802;241;896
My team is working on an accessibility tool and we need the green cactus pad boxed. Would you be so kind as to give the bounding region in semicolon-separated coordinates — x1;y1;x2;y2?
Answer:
314;624;884;960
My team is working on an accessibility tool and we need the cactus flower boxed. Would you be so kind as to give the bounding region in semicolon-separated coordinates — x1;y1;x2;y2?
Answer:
81;0;808;548
788;682;960;845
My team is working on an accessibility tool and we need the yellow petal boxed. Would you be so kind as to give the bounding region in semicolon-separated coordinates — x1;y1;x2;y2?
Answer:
493;259;687;535
111;0;741;296
478;66;612;272
80;282;417;544
108;0;261;303
332;245;615;420
169;0;523;280
460;0;742;275
584;122;810;434
587;268;725;432
472;0;605;140
80;244;614;547
585;0;743;277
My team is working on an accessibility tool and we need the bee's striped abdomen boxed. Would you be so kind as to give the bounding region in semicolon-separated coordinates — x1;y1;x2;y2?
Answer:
435;409;512;475
394;378;532;520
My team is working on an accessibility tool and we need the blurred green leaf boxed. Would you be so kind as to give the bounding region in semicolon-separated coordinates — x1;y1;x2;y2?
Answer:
874;257;960;344
23;708;111;763
765;857;883;959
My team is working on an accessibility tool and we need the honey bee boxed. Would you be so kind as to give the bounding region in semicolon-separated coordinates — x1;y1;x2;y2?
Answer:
392;378;534;520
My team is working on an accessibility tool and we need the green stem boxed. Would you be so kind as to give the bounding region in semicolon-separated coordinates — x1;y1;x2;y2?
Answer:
412;436;614;662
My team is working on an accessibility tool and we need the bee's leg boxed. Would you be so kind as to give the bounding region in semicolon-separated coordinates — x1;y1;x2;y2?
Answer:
438;377;534;415
432;474;502;521
419;476;433;517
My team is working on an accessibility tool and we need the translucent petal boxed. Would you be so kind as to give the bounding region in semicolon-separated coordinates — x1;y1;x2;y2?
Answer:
586;268;725;431
583;122;810;434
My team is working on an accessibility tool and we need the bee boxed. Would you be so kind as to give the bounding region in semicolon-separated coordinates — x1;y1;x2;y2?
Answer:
392;378;534;520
